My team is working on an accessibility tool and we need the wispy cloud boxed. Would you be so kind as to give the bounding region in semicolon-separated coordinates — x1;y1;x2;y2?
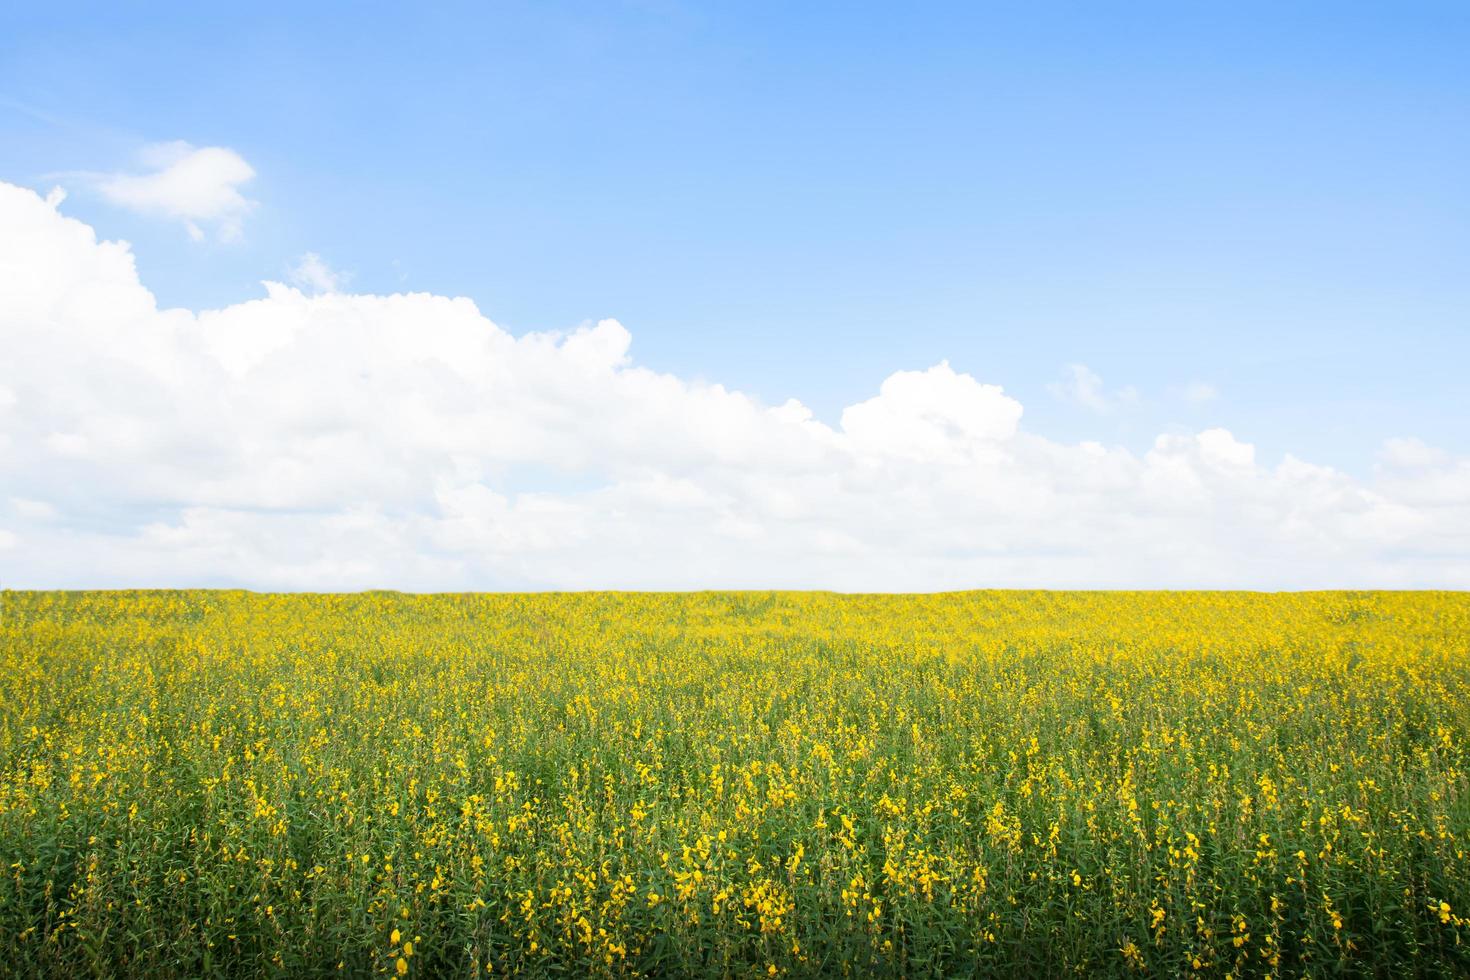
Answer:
288;252;349;294
1176;381;1219;404
1048;364;1139;414
83;141;257;242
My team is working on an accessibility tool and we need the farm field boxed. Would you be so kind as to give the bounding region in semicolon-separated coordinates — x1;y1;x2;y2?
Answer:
1;590;1468;977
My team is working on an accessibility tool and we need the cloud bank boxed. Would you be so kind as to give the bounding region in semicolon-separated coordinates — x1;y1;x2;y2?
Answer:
1;180;1466;590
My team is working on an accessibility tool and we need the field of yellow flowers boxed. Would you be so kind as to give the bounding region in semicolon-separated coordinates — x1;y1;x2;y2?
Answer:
1;590;1467;976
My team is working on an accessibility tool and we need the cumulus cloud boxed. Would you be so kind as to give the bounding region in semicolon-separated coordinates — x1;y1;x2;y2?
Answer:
840;362;1021;463
1049;363;1139;414
90;142;256;241
1;179;1467;590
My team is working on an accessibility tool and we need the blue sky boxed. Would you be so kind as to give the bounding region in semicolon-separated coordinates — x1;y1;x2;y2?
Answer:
4;1;1466;472
1;2;1467;588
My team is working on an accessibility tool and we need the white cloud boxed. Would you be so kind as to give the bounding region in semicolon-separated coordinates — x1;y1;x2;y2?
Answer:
287;252;348;294
840;361;1021;462
91;142;256;242
1178;381;1220;404
10;498;56;520
1;179;1467;589
1049;363;1139;414
1380;436;1447;469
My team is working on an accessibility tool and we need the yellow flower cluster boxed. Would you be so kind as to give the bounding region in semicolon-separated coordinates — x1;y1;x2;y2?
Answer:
0;589;1467;975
